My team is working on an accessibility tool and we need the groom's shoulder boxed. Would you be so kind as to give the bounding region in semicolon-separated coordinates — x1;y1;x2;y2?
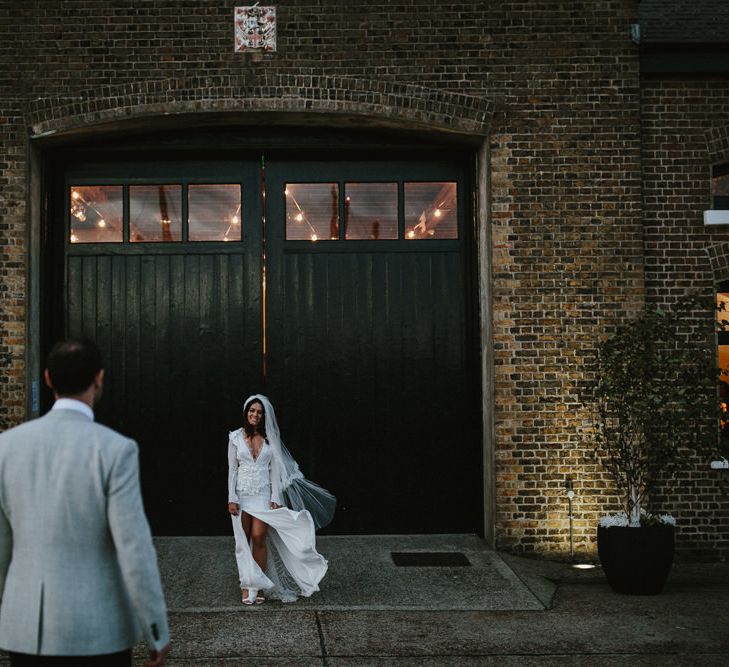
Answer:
0;417;39;445
1;412;134;447
90;420;136;445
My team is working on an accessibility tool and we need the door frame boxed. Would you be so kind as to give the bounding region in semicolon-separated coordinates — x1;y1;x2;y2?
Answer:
27;122;497;543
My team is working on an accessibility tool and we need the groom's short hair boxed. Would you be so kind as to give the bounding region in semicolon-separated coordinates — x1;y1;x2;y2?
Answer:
46;338;103;396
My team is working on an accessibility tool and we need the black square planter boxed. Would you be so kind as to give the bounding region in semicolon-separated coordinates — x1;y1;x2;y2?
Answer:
597;524;675;595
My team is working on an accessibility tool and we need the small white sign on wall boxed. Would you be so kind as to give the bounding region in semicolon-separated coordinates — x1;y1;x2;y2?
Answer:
235;6;276;52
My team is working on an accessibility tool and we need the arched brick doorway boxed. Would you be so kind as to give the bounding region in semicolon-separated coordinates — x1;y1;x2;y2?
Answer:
38;125;481;535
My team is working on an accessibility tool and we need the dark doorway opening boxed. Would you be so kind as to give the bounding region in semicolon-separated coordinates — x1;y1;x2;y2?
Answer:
41;128;482;535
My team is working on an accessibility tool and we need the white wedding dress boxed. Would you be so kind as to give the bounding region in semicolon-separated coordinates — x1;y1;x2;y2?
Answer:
227;428;328;602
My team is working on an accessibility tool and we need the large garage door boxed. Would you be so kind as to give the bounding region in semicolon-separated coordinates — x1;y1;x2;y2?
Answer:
48;147;481;535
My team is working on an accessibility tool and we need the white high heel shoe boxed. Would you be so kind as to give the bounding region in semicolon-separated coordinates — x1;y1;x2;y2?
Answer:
241;588;257;605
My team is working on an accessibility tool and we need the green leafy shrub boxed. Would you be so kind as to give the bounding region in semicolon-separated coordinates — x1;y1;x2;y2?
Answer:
584;295;723;526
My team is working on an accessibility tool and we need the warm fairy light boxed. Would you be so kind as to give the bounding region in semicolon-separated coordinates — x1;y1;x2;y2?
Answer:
97;219;106;228
231;215;240;225
223;235;230;242
161;218;171;225
70;232;78;243
434;208;442;218
345;195;351;202
71;190;81;200
295;213;304;222
284;188;289;195
406;229;416;239
310;233;318;241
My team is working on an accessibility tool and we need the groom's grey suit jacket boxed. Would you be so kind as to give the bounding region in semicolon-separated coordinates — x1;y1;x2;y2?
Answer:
0;408;169;656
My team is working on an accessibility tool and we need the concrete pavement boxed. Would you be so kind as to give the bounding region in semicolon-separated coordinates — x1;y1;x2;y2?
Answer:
2;535;728;665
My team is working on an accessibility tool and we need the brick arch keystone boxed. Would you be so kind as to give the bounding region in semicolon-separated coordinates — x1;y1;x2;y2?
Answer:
27;74;495;138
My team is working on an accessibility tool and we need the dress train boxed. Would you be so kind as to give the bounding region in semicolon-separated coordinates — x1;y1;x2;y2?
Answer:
231;504;328;602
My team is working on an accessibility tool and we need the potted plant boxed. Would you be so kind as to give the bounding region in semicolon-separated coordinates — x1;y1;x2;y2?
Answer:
584;294;722;594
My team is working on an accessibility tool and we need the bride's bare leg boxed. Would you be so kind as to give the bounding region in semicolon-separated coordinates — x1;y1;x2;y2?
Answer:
250;517;268;572
240;511;252;540
240;512;253;600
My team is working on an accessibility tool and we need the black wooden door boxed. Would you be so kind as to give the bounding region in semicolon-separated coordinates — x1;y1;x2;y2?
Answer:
61;159;263;535
55;152;481;535
264;159;481;534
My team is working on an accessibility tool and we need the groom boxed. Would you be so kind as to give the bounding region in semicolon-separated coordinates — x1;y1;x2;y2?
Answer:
0;339;170;666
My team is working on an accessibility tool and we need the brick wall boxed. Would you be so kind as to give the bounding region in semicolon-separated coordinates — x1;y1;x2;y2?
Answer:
641;77;729;560
8;1;724;558
0;102;26;432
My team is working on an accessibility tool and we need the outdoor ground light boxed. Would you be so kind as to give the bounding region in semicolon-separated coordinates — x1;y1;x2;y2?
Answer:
565;478;575;561
565;477;597;569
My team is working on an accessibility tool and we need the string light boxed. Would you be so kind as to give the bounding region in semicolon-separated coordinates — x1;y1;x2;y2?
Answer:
231;204;241;225
406;229;416;239
285;185;325;240
70;232;78;243
434;208;442;218
69;187;120;238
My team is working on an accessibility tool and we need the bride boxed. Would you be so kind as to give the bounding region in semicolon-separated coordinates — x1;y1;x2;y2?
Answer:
227;394;335;604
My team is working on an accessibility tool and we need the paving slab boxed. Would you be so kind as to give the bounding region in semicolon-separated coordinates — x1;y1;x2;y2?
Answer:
317;579;729;659
131;611;322;662
156;535;545;612
147;659;322;667
328;657;728;666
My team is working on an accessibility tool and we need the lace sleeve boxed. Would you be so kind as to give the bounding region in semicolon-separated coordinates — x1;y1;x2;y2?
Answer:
228;438;239;504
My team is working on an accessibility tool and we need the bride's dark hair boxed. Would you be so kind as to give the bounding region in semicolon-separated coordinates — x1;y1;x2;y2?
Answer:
243;399;267;439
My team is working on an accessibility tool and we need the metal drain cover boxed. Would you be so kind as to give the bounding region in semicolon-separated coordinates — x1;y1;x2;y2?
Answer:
391;552;471;567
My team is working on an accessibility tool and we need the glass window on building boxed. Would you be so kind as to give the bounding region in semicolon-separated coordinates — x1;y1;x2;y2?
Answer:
712;163;729;210
404;182;458;239
344;183;398;240
69;185;123;243
717;282;729;448
188;184;242;242
285;183;339;241
130;184;182;242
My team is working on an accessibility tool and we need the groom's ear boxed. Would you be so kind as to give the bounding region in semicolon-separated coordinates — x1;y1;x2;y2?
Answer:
44;368;54;390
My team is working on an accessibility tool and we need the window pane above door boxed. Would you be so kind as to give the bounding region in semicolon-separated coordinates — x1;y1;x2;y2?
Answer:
130;184;182;242
189;184;242;242
285;183;339;241
404;182;458;239
69;185;123;243
344;183;398;240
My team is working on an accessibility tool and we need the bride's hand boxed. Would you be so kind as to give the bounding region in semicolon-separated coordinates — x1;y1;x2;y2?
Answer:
270;502;281;509
228;502;240;515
